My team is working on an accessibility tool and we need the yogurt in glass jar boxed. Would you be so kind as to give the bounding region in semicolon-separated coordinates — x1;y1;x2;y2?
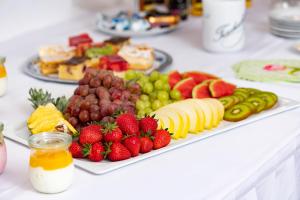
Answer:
0;123;7;174
28;132;74;193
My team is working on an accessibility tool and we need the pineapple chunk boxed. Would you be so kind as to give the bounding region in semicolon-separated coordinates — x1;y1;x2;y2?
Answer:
27;103;76;135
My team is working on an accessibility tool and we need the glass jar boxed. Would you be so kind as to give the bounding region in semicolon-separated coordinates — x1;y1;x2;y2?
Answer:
28;132;74;194
0;123;7;174
0;57;7;97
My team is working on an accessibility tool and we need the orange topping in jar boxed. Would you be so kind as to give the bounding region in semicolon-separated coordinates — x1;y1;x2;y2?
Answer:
30;149;73;170
0;65;6;78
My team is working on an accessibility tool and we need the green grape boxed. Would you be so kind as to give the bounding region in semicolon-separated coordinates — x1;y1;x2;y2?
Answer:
139;76;150;83
157;91;169;101
136;100;145;110
170;89;181;100
143;82;154;94
135;71;144;78
149;71;160;82
124;70;137;80
144;101;151;108
154;80;164;90
149;91;157;100
140;94;150;101
145;107;153;115
138;110;146;118
161;100;170;106
152;99;162;110
160;74;169;82
137;80;145;87
162;83;170;91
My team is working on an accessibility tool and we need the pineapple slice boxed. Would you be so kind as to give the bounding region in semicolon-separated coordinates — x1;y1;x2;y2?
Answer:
27;103;76;135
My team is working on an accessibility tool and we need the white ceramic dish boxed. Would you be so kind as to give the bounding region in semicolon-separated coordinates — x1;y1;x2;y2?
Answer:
4;97;300;175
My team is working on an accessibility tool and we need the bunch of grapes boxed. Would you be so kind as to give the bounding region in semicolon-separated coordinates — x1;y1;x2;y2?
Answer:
64;68;141;130
125;70;181;117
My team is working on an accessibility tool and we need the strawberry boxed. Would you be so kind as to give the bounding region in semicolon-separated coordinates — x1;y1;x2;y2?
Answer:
106;142;131;161
116;113;139;135
153;129;171;150
79;124;102;145
69;141;84;158
83;143;105;162
102;122;123;143
140;137;153;153
123;136;141;157
139;115;158;134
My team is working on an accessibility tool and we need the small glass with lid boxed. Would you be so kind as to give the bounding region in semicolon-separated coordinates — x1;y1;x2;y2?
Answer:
28;132;74;194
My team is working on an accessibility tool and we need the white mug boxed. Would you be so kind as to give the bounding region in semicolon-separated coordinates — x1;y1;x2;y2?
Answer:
202;0;246;53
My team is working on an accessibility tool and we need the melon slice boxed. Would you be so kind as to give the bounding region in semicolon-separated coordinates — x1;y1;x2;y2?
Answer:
173;77;196;99
209;80;236;98
192;83;211;99
182;71;218;84
168;70;182;89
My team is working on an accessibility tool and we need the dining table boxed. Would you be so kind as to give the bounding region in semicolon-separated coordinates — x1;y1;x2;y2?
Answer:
1;0;300;199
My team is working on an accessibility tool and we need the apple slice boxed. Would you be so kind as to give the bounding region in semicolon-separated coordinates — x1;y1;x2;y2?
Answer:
208;98;224;121
159;106;190;139
154;114;175;135
186;99;214;130
184;100;205;133
153;109;184;140
201;98;220;128
168;101;201;133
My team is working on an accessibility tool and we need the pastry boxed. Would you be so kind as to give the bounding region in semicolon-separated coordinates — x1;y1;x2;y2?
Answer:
118;44;154;70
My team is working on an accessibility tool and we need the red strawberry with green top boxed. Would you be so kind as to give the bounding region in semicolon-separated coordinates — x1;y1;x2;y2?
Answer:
116;113;139;135
69;141;84;158
153;129;171;150
140;136;153;153
79;124;102;145
139;115;158;134
102;122;123;143
84;143;105;162
106;142;131;161
123;136;141;157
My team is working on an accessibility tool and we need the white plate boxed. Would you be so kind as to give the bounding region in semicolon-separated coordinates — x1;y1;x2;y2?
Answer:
4;97;300;175
23;49;172;84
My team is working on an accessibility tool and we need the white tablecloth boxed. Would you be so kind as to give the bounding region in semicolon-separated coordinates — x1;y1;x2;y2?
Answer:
1;0;300;199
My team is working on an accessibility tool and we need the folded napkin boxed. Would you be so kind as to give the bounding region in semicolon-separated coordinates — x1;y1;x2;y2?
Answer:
233;60;300;83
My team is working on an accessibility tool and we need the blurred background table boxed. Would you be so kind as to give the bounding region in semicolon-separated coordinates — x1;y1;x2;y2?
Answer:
1;0;300;199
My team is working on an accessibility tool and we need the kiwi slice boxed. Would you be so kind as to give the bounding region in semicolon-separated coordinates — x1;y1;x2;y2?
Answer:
245;96;266;113
240;102;257;113
219;96;235;109
234;91;250;99
231;95;241;104
235;88;251;95
224;104;252;122
245;88;261;96
233;93;246;102
255;92;278;109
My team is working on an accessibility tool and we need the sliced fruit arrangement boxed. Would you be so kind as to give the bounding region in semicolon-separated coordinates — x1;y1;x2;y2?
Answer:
26;68;280;162
152;98;224;139
69;113;172;162
219;88;278;122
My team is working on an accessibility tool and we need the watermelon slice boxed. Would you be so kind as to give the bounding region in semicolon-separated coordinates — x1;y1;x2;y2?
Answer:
209;80;236;98
192;83;211;99
173;77;196;99
182;71;218;84
168;70;182;89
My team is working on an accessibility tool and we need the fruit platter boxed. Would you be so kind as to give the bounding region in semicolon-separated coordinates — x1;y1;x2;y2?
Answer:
23;33;172;84
5;68;300;174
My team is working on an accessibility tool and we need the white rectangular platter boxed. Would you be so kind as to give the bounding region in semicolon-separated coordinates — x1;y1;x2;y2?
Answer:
4;97;300;175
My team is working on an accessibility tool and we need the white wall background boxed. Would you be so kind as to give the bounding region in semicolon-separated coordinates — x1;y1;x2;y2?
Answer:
0;0;133;43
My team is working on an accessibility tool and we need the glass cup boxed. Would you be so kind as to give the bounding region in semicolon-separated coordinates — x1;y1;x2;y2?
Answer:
0;123;7;174
28;132;74;194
